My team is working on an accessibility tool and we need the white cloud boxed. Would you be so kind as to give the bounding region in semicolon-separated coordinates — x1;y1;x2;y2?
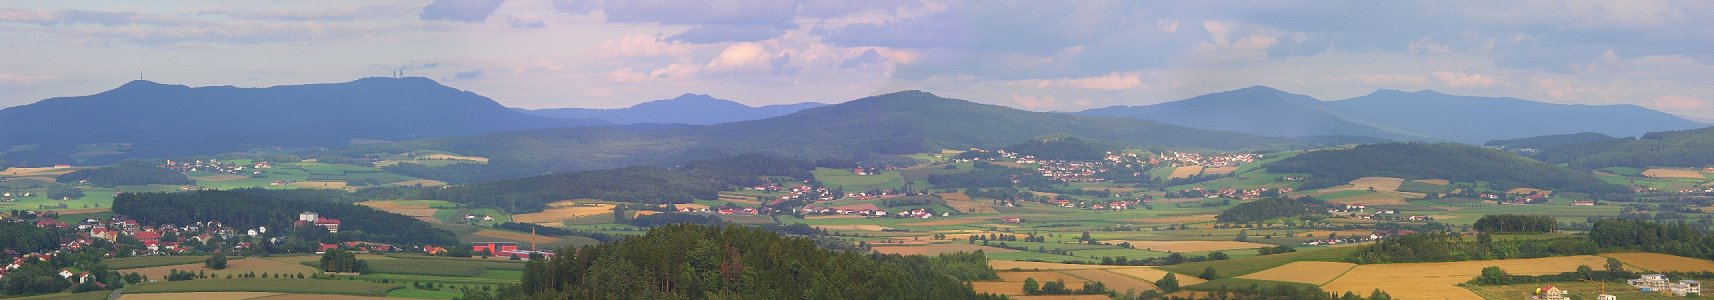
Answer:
1431;71;1499;88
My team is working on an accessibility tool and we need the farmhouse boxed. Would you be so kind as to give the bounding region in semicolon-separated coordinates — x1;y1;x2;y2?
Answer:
296;211;341;233
1673;280;1702;296
473;242;520;255
1530;284;1566;300
1630;274;1672;292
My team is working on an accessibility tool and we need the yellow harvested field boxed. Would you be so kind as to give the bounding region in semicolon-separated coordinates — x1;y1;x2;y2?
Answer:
816;224;893;231
419;154;489;163
251;294;395;300
512;202;613;225
1010;296;1106;300
998;271;1089;282
471;229;561;244
1168;166;1205;179
906;218;987;226
123;258;320;280
1321;255;1612;299
1642;168;1706;179
1110;240;1271;252
1316;177;1406;193
120;292;280;300
944;199;998;214
357;201;440;223
196;174;249;182
1603;252;1714;272
991;260;1130;270
1506;187;1551;196
870;244;1017;255
1413;179;1451;185
1239;261;1356;285
0;167;78;177
1321;191;1415;205
1127;215;1217;224
387;179;447;187
1061;269;1157;292
1202;166;1239;175
938;193;973;202
290;181;347;188
1105;267;1207;286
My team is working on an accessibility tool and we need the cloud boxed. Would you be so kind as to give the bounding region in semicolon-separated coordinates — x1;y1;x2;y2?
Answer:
599;34;694;58
839;49;886;68
706;43;771;72
509;19;546;29
1649;95;1707;111
1016;72;1141;90
451;70;484;80
0;9;188;26
420;0;507;23
1430;71;1500;88
199;5;409;21
669;24;796;43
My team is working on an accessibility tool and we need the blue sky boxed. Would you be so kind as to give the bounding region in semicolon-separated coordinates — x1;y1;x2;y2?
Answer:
2;0;1712;120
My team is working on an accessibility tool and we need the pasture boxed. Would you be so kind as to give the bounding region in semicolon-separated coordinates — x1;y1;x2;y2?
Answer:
106;256;212;269
511;200;613;226
1106;240;1270;252
123;278;398;296
121;257;319;280
1167;166;1204;179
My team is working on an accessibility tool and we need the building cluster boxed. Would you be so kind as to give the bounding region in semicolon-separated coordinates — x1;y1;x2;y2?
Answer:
796;205;946;219
159;159;271;175
470;242;554;260
1630;273;1702;296
1158;151;1257;167
293;212;340;233
1302;229;1411;246
1166;186;1291;200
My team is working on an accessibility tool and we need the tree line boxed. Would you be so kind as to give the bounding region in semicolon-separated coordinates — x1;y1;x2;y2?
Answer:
1266;143;1630;195
56;160;192;187
1215;197;1326;223
1472;214;1557;233
112;188;456;246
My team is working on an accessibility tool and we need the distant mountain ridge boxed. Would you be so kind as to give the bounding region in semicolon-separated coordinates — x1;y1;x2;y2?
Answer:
374;90;1331;177
1078;87;1702;144
518;93;826;125
1532;125;1714;169
1079;86;1417;140
0;77;606;166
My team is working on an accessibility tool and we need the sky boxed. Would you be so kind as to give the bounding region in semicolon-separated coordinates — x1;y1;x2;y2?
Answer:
2;1;1713;120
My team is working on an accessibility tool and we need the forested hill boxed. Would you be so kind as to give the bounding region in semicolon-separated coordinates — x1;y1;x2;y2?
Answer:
462;224;1002;299
1533;126;1714;169
55;160;191;187
397;154;817;213
112;188;456;246
1328;89;1703;144
1265;143;1629;195
1078;86;1414;140
0;77;606;166
372;91;1317;177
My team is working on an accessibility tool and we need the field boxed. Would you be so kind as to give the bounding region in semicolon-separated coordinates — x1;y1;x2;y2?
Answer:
1201;166;1239;176
357;200;452;223
1315;190;1415;205
1060;269;1157;292
1126;215;1217;224
1168;166;1205;179
975;260;1209;297
1319;255;1612;299
871;243;1019;255
1235;261;1355;285
511;200;614;226
123;278;398;296
1397;179;1453;194
105;255;213;269
1602;252;1714;272
813;168;907;190
120;257;320;280
1465;280;1686;300
1105;240;1270;252
1159;246;1359;278
940;193;999;214
1642;168;1707;179
119;292;280;300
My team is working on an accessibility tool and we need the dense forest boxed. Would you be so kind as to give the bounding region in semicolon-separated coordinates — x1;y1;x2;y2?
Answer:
55;161;192;187
1352;219;1714;264
1215;197;1325;223
1003;135;1110;161
1471;214;1557;233
460;224;1003;299
1534;126;1714;169
1266;143;1629;195
112;189;456;246
0;223;60;255
1483;132;1621;151
928;161;1055;189
402;154;816;213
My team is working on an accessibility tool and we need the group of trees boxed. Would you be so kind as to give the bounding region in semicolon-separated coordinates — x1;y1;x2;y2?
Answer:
1022;278;1108;295
112;188;456;246
1215;197;1325;223
0;223;60;254
1003;136;1110;161
461;224;1004;299
1472;214;1557;233
927;161;1053;189
1589;219;1714;261
389;154;817;213
1348;231;1598;263
319;249;367;273
55;160;192;187
1266;143;1630;195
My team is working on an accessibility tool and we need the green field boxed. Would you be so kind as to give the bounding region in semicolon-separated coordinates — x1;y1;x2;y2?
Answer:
1158;246;1360;278
813;168;908;191
106;255;213;269
1397;180;1454;193
124;278;400;296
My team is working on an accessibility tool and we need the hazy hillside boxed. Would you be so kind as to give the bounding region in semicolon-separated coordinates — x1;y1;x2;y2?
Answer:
1534;126;1714;169
519;93;826;125
1484;132;1622;151
1266;143;1628;195
376;91;1320;177
0;77;606;166
1079;86;1416;140
1330;89;1703;143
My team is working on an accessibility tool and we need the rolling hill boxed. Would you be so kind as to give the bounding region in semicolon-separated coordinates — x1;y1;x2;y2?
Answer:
1483;132;1622;151
518;93;826;125
1079;86;1415;140
0;77;606;166
373;91;1326;177
1532;126;1714;169
1265;143;1629;195
1329;89;1703;144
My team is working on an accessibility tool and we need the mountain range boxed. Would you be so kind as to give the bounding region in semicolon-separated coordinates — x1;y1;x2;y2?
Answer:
0;77;605;166
369;90;1335;177
517;93;826;125
1080;87;1704;144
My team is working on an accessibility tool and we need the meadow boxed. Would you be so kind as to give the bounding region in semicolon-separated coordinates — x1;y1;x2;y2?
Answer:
123;278;399;296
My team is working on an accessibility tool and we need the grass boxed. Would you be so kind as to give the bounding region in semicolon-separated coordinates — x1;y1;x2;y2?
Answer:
1397;180;1454;193
124;278;400;296
1158;246;1359;278
379;255;529;271
7;290;113;300
363;260;488;277
813;168;907;191
107;255;212;269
